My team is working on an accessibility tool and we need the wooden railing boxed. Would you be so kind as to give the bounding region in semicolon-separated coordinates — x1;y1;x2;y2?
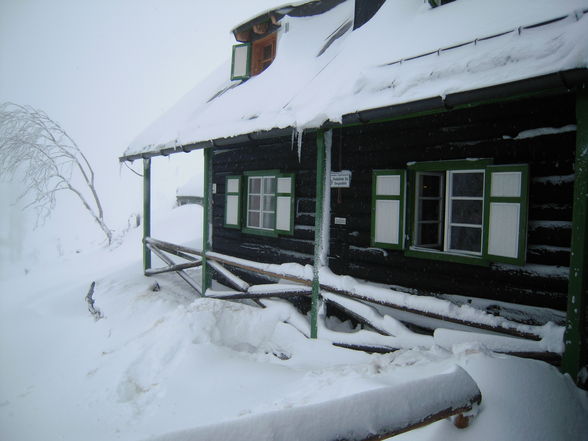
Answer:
143;237;562;363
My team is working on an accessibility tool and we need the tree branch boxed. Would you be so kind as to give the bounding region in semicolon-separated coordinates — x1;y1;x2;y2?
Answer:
0;102;113;244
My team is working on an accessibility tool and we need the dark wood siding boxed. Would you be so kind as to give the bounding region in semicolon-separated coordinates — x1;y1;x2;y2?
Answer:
212;132;317;267
329;92;576;310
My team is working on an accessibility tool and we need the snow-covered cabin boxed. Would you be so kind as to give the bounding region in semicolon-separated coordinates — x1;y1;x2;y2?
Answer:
121;0;588;386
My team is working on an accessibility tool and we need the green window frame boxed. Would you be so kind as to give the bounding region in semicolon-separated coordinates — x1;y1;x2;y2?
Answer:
231;43;251;81
223;170;295;237
373;159;529;266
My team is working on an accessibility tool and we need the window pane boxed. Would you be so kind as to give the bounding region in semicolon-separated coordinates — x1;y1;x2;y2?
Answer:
249;177;261;194
232;45;249;78
420;199;441;222
419;174;441;197
452;172;483;197
451;200;483;224
248;211;260;228
263;177;276;194
450;226;482;252
376;175;400;196
263;195;274;211
249;195;260;210
418;223;441;247
263;212;275;229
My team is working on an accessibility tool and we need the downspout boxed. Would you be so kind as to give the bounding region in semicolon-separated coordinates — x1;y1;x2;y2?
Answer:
202;147;213;293
311;130;332;338
143;158;151;273
563;88;588;384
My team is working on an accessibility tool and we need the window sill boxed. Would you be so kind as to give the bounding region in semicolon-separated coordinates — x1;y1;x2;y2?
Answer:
241;227;278;238
404;248;490;267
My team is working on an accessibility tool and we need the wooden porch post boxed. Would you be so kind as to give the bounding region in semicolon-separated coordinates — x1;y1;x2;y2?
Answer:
312;130;331;338
563;88;588;383
143;158;151;273
202;147;213;293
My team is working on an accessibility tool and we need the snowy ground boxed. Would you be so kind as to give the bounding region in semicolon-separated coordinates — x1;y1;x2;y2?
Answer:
1;205;587;441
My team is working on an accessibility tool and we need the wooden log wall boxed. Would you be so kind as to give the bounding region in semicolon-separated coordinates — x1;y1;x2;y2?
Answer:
212;132;317;273
329;92;576;311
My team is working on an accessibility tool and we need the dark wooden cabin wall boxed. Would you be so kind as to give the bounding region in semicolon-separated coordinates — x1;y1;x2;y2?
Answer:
329;92;576;310
211;133;317;275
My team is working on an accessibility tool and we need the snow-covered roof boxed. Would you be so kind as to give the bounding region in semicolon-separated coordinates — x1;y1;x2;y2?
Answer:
230;1;317;33
122;0;588;160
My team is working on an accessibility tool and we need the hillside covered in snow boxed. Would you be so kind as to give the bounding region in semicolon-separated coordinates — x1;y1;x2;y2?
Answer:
1;205;587;441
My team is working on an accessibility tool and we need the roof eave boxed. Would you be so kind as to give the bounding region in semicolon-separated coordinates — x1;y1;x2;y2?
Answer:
119;68;588;163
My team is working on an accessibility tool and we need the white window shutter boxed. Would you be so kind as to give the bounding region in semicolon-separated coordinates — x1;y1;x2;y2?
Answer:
275;174;295;235
224;176;241;228
484;165;529;265
372;170;405;249
231;44;251;80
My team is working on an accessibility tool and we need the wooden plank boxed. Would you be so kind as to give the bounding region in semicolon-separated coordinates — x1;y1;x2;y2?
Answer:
332;342;398;354
146;243;202;295
433;328;562;365
493;350;561;366
368;397;481;440
208;259;250;291
324;292;393;336
145;261;202;276
205;290;312;300
207;253;312;286
156;246;200;263
144;237;203;257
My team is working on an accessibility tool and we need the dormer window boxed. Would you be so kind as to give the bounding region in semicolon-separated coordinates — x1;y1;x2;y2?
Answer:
251;33;277;76
230;15;279;81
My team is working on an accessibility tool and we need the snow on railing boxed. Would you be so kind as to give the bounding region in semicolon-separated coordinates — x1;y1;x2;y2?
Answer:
204;249;563;345
142;238;565;356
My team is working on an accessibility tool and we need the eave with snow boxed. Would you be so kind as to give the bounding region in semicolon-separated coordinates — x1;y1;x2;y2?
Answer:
120;0;588;388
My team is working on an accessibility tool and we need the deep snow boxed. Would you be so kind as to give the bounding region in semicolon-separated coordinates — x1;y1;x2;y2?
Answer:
4;1;585;439
1;205;587;441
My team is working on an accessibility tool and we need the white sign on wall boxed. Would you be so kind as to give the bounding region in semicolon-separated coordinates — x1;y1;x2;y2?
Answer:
330;170;352;188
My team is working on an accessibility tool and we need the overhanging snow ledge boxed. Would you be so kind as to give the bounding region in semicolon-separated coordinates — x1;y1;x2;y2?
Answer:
342;69;588;125
120;69;588;163
119;127;296;163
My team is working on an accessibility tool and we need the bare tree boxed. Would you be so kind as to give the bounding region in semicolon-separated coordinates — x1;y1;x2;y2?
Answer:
0;102;112;245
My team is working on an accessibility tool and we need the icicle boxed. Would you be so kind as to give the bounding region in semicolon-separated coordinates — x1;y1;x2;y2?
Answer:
297;128;304;163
